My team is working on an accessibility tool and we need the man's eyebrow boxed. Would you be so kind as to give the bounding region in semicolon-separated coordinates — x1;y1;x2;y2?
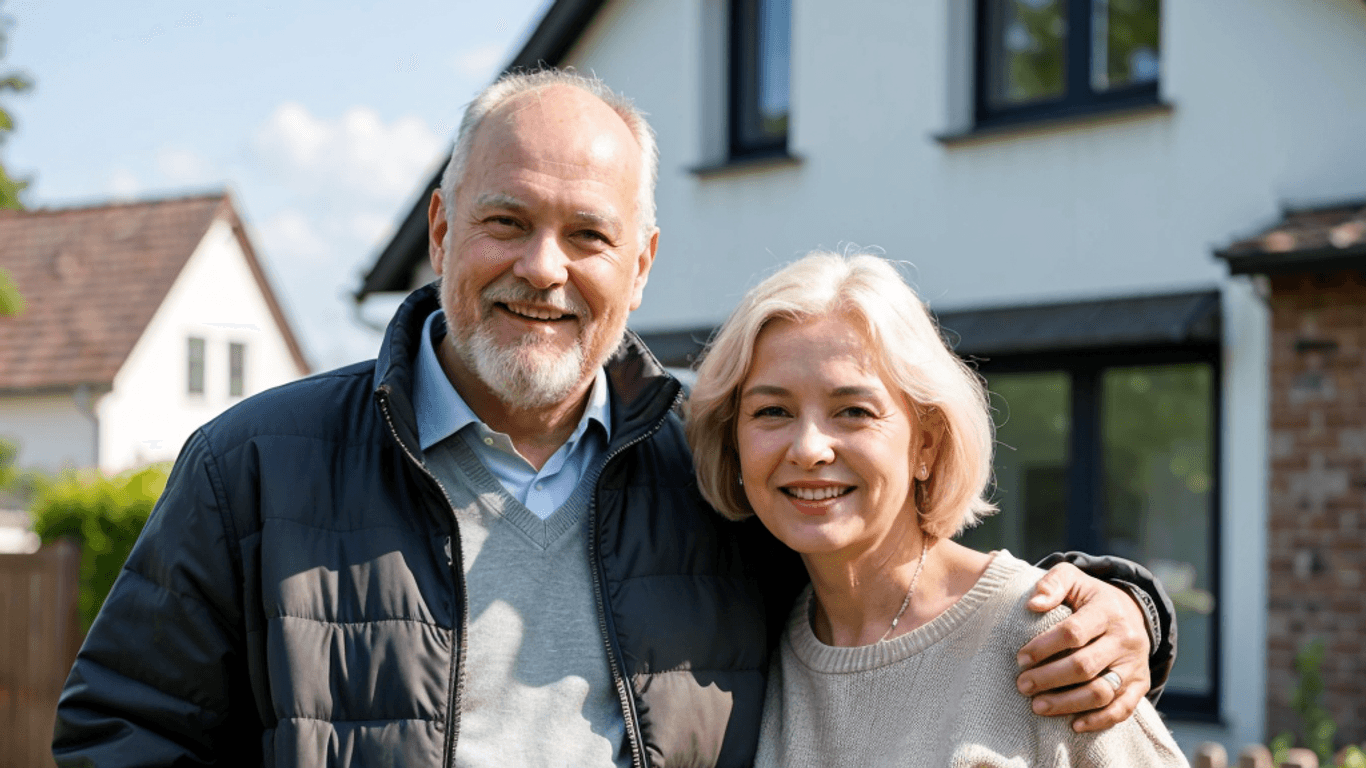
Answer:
473;193;526;210
571;209;623;233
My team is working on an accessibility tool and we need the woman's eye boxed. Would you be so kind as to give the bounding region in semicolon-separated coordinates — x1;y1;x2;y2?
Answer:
840;406;876;419
753;405;788;418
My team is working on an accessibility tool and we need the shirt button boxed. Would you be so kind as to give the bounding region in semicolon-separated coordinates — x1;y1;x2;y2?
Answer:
483;437;494;446
535;483;544;491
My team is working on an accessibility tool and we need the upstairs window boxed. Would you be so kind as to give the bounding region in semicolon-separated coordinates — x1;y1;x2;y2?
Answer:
730;0;791;158
229;342;246;398
187;337;206;395
977;0;1160;126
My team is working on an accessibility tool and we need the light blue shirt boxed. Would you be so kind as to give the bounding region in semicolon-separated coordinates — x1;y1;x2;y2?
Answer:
413;310;611;520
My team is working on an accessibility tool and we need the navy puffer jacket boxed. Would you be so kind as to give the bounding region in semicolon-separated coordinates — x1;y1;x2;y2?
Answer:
52;283;805;768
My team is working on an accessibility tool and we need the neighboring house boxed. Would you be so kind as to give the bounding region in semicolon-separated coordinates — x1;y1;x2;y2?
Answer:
357;0;1366;754
0;192;309;474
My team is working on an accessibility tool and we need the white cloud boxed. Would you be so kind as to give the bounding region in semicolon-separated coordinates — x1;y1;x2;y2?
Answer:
156;147;216;186
106;168;141;198
258;209;329;265
451;42;505;80
252;102;442;201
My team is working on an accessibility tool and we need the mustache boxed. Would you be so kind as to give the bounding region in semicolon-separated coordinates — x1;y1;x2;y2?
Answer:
481;282;590;318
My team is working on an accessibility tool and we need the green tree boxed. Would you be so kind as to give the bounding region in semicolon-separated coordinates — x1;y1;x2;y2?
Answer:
0;0;32;315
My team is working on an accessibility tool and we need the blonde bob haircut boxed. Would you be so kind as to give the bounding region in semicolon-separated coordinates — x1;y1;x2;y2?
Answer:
685;252;997;539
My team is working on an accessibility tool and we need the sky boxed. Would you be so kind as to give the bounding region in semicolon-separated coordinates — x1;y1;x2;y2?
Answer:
2;0;550;370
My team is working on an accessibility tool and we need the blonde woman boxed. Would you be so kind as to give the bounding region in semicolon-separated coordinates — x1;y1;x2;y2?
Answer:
686;252;1188;767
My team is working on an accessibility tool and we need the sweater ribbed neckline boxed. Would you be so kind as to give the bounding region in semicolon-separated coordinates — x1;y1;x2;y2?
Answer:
787;550;1026;674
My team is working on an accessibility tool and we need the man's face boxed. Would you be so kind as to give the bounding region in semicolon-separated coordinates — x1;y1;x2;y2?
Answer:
428;85;658;410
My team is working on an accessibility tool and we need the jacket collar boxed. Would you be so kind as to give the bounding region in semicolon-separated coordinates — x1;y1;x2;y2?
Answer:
374;281;682;458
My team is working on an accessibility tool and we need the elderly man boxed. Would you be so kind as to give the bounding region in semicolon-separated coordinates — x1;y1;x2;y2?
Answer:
53;70;1173;767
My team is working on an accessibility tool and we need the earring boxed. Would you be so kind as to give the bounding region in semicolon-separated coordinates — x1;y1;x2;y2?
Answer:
917;463;929;481
738;474;745;486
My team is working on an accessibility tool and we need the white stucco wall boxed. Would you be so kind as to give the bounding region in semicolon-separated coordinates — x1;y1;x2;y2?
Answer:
96;217;307;472
555;0;1366;750
0;392;98;471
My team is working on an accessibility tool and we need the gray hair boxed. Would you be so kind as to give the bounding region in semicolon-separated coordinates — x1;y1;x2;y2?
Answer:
438;69;660;242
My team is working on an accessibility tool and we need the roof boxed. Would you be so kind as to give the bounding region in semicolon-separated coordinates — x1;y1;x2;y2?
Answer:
0;192;309;391
356;0;609;300
1217;199;1366;275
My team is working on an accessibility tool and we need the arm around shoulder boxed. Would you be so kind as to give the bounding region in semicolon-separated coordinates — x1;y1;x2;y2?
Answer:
53;430;262;766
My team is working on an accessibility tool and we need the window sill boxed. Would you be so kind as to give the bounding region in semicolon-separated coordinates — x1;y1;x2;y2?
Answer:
689;149;802;178
935;98;1174;148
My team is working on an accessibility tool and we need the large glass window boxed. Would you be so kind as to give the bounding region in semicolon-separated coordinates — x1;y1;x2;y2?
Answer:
730;0;790;157
978;0;1160;124
959;353;1217;717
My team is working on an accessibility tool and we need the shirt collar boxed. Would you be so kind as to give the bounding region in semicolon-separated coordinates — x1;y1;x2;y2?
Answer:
413;310;611;451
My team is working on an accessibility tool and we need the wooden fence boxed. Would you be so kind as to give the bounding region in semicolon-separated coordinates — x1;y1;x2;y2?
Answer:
0;541;81;768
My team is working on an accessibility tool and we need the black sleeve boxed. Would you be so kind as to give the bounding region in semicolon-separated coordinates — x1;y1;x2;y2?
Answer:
1035;551;1177;704
52;430;261;766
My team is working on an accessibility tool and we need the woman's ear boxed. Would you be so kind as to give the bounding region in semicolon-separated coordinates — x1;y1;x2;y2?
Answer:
914;406;947;480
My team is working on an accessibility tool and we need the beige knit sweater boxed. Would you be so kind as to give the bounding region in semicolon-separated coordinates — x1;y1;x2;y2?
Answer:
754;552;1189;768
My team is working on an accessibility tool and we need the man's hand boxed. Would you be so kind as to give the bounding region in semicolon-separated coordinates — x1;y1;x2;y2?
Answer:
1015;562;1152;733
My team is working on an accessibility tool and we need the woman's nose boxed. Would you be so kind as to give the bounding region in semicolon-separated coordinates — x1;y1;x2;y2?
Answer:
787;418;836;467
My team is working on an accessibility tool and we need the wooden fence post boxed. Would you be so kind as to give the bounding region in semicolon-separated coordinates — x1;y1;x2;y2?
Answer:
0;540;83;768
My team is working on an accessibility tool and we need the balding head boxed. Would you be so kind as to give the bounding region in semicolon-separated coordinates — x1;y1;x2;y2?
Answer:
439;70;659;243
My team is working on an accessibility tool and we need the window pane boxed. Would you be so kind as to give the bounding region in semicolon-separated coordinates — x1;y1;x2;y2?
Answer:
986;0;1068;109
958;372;1070;565
187;337;205;395
755;0;790;139
1102;364;1213;695
229;342;246;398
1091;0;1160;92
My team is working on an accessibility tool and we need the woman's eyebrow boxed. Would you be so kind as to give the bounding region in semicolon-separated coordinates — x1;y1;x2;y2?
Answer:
740;384;789;399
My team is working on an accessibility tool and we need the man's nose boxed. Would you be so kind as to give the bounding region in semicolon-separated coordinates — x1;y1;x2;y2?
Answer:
513;231;570;290
787;418;836;468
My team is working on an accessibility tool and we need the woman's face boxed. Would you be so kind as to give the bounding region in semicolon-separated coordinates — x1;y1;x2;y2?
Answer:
735;313;935;559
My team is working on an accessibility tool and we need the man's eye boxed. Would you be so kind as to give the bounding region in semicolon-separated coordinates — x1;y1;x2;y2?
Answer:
486;216;521;229
577;229;611;244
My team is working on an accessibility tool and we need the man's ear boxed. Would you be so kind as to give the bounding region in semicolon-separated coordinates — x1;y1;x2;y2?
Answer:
427;190;449;277
629;228;660;311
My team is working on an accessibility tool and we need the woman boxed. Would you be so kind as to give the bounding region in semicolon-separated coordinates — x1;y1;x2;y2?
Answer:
686;252;1188;767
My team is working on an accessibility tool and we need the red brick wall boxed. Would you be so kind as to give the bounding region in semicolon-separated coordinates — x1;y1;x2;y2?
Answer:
1266;269;1366;745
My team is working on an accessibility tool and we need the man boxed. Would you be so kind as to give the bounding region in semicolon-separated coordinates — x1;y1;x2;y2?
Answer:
53;70;1173;767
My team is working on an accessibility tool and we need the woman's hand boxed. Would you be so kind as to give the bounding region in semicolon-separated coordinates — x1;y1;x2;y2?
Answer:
1014;562;1152;733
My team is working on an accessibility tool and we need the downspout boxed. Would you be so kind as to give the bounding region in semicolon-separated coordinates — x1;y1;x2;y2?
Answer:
73;384;100;470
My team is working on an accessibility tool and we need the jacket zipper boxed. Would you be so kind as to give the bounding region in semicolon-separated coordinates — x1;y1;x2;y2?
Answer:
377;389;469;768
589;387;684;768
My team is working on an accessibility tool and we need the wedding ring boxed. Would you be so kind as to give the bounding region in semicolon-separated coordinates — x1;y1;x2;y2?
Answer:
1100;670;1122;692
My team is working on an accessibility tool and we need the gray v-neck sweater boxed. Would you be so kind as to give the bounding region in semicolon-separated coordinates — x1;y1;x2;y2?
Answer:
424;436;630;767
755;552;1188;767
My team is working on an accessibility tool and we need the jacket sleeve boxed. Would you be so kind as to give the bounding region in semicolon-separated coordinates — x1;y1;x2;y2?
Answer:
52;430;261;766
1035;552;1177;704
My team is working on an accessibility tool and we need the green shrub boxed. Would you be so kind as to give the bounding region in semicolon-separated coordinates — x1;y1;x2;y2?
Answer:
30;465;169;630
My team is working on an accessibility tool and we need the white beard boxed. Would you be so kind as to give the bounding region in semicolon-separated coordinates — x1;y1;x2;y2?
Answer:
456;324;588;411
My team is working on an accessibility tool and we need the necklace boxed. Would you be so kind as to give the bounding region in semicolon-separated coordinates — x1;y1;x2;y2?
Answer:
879;539;931;642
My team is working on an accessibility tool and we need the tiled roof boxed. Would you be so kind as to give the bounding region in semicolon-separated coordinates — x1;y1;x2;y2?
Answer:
0;193;308;391
1218;199;1366;275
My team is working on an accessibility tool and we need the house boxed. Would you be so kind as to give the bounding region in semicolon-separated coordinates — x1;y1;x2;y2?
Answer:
0;192;310;474
356;0;1366;754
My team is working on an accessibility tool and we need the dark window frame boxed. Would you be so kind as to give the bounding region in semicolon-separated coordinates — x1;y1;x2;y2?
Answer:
974;0;1162;130
975;343;1221;721
728;0;789;160
187;337;206;396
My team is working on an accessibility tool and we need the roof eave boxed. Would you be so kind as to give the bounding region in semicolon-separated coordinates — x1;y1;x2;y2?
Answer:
1216;245;1366;276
